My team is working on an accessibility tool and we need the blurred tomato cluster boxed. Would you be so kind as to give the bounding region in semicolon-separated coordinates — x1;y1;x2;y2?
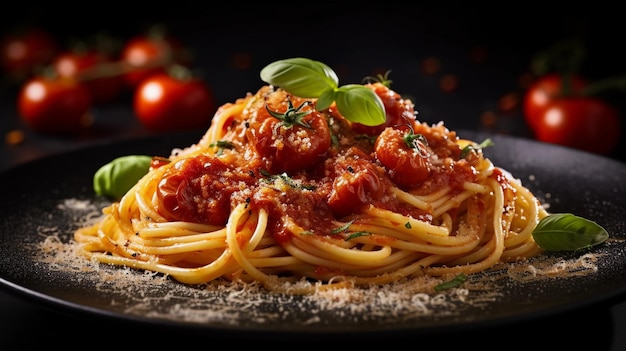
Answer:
523;74;621;155
521;38;623;156
1;25;216;135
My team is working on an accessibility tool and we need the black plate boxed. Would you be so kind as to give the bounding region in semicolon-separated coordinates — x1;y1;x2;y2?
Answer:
1;130;625;340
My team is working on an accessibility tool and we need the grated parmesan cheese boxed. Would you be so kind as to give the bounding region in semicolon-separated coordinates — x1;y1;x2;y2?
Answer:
29;197;604;328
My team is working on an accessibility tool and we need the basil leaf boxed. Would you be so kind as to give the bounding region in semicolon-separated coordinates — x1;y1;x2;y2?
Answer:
260;58;386;127
334;84;386;126
93;155;153;199
532;213;609;251
316;89;336;111
259;57;338;98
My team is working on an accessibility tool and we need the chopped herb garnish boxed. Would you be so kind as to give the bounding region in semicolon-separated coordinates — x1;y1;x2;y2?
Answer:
345;231;371;240
260;170;316;190
209;140;235;156
331;220;354;234
330;221;370;240
209;140;235;149
330;133;339;148
460;138;494;159
434;273;467;291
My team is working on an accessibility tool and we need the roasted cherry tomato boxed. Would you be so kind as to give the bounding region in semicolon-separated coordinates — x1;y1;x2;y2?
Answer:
533;97;621;155
245;98;332;174
52;50;125;104
17;76;92;134
157;155;254;226
133;73;215;132
523;73;587;130
327;148;386;217
374;127;432;188
1;27;58;83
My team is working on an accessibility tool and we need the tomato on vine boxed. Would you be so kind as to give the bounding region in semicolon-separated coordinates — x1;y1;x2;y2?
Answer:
120;27;189;88
523;73;587;130
1;27;58;83
52;50;125;104
523;73;622;155
533;97;621;155
523;38;623;155
133;68;215;132
17;76;92;134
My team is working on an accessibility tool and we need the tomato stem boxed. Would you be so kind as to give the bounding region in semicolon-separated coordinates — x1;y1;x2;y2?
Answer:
530;37;587;77
583;75;626;96
76;50;172;82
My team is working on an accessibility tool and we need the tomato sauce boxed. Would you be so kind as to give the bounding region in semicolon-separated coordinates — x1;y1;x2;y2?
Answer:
154;84;484;241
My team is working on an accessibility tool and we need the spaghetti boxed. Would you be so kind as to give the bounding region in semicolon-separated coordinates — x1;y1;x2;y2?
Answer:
74;81;548;294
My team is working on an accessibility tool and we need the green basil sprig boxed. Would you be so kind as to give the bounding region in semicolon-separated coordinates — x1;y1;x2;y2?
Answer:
260;57;386;126
532;213;609;251
93;155;153;199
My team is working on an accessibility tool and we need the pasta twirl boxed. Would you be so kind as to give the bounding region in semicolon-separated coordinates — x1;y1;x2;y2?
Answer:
74;82;548;294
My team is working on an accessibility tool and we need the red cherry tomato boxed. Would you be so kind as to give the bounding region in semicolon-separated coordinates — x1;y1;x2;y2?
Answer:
374;127;432;188
120;35;188;88
327;148;386;217
523;73;587;130
133;73;215;132
1;27;58;82
18;76;92;134
157;155;256;225
533;97;621;155
157;155;232;225
246;102;332;174
52;50;124;104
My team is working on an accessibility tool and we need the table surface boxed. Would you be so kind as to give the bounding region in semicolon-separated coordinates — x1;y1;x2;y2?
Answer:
1;3;625;348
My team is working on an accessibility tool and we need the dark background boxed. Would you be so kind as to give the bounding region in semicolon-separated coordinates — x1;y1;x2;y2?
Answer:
1;2;625;348
2;2;625;163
